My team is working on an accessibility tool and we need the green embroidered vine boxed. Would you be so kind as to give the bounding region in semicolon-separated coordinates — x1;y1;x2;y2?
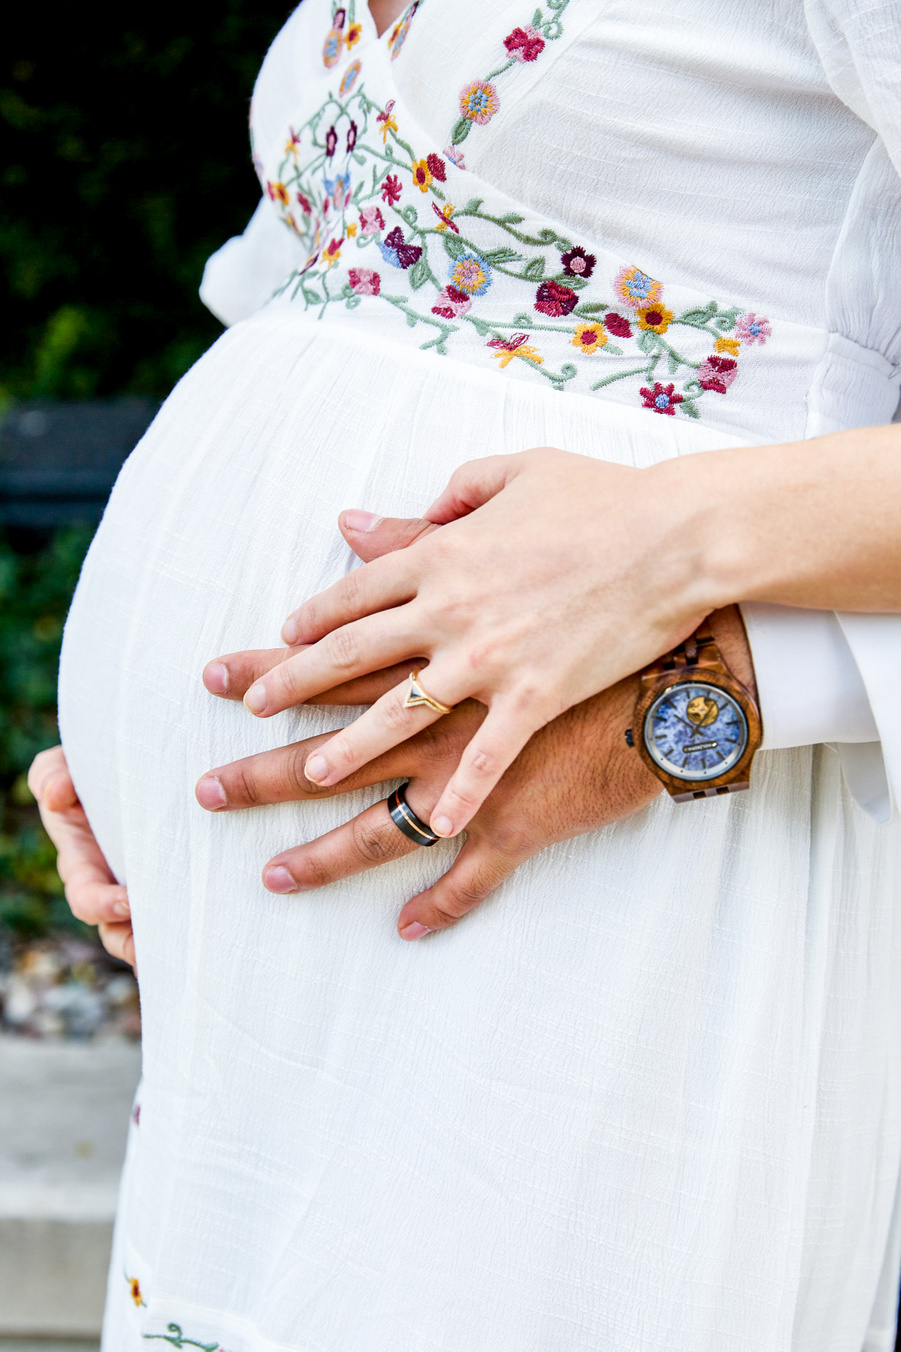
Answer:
142;1323;222;1352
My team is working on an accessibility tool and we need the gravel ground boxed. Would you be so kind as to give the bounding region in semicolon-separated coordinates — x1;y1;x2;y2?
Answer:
0;935;139;1040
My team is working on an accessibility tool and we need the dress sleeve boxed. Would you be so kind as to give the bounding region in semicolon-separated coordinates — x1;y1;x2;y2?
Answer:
199;199;306;327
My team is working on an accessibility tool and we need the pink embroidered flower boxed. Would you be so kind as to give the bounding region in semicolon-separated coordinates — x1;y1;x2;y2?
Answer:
614;265;662;310
432;285;471;318
323;29;343;68
503;25;545;62
359;206;385;236
697;355;738;393
381;173;402;205
339;59;362;97
346;120;358;153
426;153;447;182
735;312;771;345
560;246;596;279
322;236;343;268
450;251;493;296
459;81;500;125
640;382;684;415
297;192;313;215
534;280;578;317
388;2;419;59
445;144;466;169
603;312;632;338
333;8;346;29
324;125;338;157
348;268;381;296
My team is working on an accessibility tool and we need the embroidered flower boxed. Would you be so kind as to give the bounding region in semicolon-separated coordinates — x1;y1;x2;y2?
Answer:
129;1278;144;1307
132;1103;141;1126
267;181;290;207
323;29;343;69
445;144;466;169
297;192;313;215
359;205;385;236
378;225;423;269
323;171;351;210
636;303;674;335
432;202;459;233
388;2;419;58
345;21;362;48
324;125;338;157
346;120;358;153
412;159;433;192
534;280;578;317
614;265;662;310
333;7;346;28
603;312;632;338
381;173;403;204
735;312;771;345
377;100;398;142
560;246;596;279
450;250;493;296
432;285;471;318
339;59;362;97
503;25;545;62
572;323;608;354
322;236;344;268
345;222;358;237
714;336;741;356
697;355;738;393
426;153;447;182
459;81;500;125
641;382;684;415
488;332;543;367
348;268;381;296
285;128;302;161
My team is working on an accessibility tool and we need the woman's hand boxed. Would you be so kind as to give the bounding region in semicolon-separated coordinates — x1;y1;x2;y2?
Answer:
239;447;712;838
27;746;135;968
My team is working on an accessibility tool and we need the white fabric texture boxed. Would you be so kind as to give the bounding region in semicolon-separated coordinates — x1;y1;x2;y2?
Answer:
57;3;901;1350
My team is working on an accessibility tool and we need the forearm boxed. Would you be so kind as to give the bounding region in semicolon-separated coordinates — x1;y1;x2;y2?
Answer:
663;424;901;615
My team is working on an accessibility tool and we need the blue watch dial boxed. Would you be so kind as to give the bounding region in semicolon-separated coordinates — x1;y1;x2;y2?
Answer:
643;681;748;782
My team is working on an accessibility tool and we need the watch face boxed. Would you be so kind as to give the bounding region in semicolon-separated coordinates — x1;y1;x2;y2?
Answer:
644;681;749;782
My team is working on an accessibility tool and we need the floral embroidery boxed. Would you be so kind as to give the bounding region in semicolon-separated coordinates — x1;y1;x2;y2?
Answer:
142;1324;228;1351
339;59;362;97
388;1;420;59
641;382;684;415
128;1276;146;1307
261;26;770;419
735;312;771;345
450;0;573;146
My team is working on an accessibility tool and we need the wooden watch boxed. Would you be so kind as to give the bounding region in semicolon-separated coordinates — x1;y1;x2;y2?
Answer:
625;622;762;802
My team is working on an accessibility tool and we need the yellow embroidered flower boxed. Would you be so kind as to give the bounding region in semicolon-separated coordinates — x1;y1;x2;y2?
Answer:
715;336;741;356
433;203;457;233
345;21;363;47
322;237;343;267
379;111;398;142
613;265;662;310
488;332;542;368
269;181;290;207
411;159;433;192
346;222;358;237
636;303;674;335
129;1277;144;1307
571;323;608;355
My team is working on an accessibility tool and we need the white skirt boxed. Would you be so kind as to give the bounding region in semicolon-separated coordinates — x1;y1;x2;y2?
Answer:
58;308;901;1352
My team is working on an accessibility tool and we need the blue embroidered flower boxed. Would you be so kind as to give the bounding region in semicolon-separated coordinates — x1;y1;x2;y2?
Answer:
323;171;351;210
614;265;662;310
449;250;493;296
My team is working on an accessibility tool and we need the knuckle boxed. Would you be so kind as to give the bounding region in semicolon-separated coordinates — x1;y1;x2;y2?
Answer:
233;765;262;806
326;625;360;673
351;815;400;863
286;745;328;796
381;692;412;732
295;852;334;890
466;745;500;779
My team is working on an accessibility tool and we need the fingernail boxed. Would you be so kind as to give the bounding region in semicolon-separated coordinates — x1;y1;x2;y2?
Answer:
264;866;297;894
431;815;454;837
113;900;131;919
244;683;267;715
400;921;433;941
203;661;229;695
342;509;381;533
305;754;328;784
196;776;227;810
281;618;298;644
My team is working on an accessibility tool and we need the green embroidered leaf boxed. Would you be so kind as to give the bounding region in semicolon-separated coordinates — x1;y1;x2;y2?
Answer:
406;312;417;328
442;232;466;260
603;342;624;356
522;257;546;280
497;213;525;226
637;329;659;356
533;7;543;25
667;349;680;374
678;302;717;326
302;288;323;305
574;302;605;316
408;257;431;290
461;198;484;215
680;400;701;419
482;247;522;266
451;117;472;146
352;152;366;166
468;316;493;337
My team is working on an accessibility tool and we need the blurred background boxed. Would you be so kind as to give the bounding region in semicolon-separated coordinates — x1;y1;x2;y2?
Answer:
1;4;291;1344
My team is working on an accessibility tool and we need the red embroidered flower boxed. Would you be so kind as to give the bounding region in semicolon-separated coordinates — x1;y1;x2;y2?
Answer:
426;153;447;182
640;382;684;415
333;7;346;28
348;268;381;296
534;280;578;317
432;285;471;318
325;125;338;157
359;205;385;235
603;312;632;338
697;355;738;393
504;25;545;62
346;120;358;153
560;246;596;279
297;192;313;215
381;174;402;204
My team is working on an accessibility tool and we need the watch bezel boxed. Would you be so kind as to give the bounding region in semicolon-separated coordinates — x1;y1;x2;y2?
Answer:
642;681;749;781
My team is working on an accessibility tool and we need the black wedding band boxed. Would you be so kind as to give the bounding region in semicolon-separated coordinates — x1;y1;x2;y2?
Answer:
387;783;440;848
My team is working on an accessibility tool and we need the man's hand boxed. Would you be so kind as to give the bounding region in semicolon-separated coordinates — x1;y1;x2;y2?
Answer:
27;747;135;968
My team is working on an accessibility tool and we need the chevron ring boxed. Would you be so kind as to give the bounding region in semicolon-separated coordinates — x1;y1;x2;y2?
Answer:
402;670;454;717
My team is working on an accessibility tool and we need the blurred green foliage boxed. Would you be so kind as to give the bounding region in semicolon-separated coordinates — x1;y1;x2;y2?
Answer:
0;527;93;937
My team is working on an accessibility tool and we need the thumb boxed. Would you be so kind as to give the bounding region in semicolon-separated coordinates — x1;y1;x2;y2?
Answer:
339;509;440;562
425;451;527;525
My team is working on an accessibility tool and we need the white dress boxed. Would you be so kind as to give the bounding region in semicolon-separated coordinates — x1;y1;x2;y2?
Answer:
57;2;901;1349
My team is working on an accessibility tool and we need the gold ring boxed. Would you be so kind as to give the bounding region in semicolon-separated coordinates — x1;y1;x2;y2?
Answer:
403;670;454;716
